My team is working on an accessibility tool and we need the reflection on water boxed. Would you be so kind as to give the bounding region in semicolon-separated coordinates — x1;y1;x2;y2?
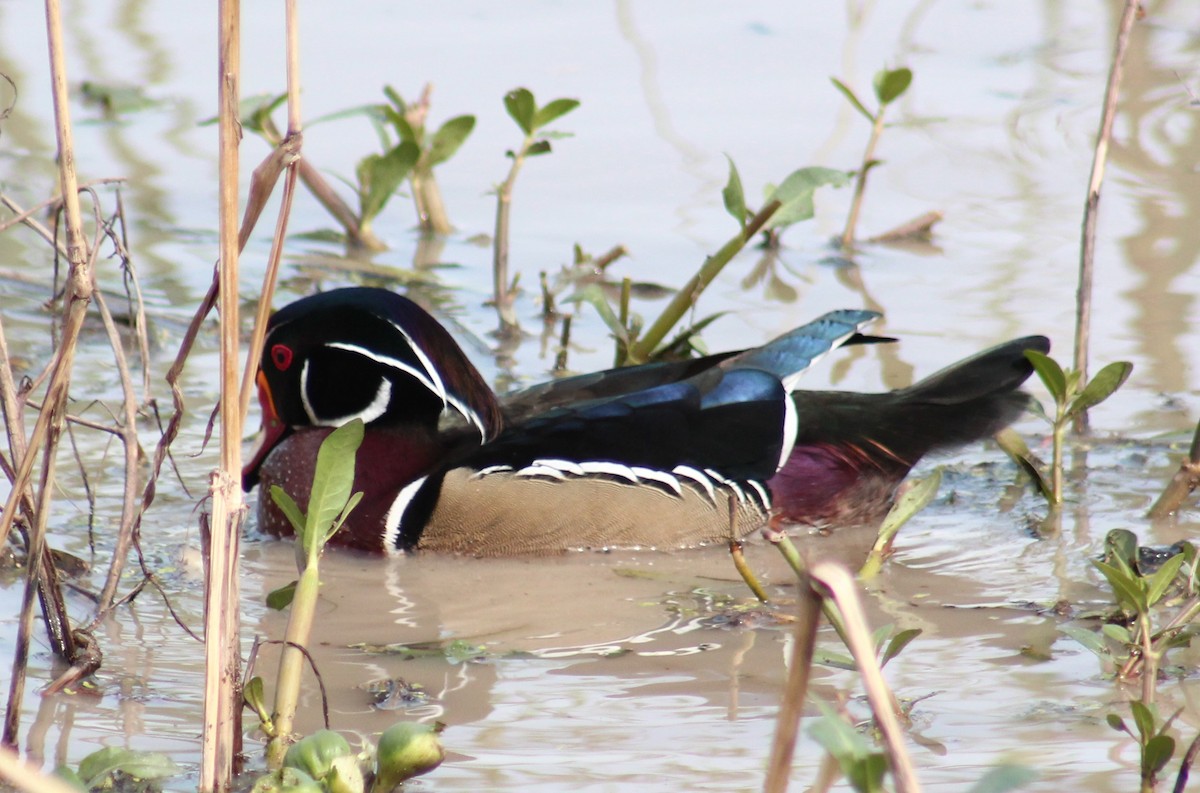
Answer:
0;0;1199;790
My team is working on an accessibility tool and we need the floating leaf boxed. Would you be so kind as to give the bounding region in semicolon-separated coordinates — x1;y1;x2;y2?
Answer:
1024;350;1067;402
874;67;913;105
428;115;476;165
504;88;536;134
532;97;580;130
1066;361;1133;419
830;77;875;123
722;155;746;228
965;764;1039;793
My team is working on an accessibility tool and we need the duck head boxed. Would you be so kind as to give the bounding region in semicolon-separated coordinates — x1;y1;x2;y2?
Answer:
242;288;505;496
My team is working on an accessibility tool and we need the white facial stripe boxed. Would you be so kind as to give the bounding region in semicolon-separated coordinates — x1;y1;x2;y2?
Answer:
383;475;429;555
326;341;444;407
302;357;393;427
299;360;319;425
777;395;797;471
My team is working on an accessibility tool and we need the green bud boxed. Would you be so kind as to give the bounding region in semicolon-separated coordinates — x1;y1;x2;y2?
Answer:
326;755;367;793
372;722;445;792
251;767;324;793
283;729;353;781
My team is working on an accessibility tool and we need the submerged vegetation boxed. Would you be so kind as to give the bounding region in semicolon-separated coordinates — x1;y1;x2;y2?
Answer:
1;1;1199;792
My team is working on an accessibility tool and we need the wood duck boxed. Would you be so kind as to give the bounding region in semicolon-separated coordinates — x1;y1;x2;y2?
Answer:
242;287;1049;556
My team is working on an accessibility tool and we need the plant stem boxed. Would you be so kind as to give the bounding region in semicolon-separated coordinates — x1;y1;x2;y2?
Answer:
201;0;244;788
840;112;885;248
812;563;923;793
1052;415;1066;505
267;563;321;767
763;571;820;793
1074;0;1139;432
626;199;780;363
492;137;531;336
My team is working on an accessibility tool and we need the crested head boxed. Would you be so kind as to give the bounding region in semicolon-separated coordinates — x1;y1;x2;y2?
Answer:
243;288;503;491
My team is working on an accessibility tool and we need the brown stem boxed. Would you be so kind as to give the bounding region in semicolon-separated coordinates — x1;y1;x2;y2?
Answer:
492;137;530;336
841;112;885;248
1073;0;1139;432
763;570;820;793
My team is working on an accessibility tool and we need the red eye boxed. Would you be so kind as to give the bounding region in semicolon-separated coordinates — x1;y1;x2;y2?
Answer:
270;344;294;371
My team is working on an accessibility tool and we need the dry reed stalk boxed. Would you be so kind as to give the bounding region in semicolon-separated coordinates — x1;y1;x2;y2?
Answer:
1074;0;1140;432
762;572;821;793
3;0;100;746
199;0;244;789
812;563;922;793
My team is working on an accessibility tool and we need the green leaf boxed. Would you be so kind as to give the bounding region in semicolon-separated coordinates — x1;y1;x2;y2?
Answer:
1094;560;1149;615
1107;712;1129;734
428;115;476;166
270;486;306;535
77;747;179;788
1129;700;1156;742
325;490;365;544
811;647;856;670
881;628;922;667
766;166;852;228
303;420;366;559
1146;552;1186;607
567;284;631;345
830;77;875;123
1059;624;1111;661
874;67;913;105
1104;529;1140;573
1101;623;1133;645
1144;734;1175;776
267;580;298;610
244;676;269;718
1024;350;1067;402
846;753;889;793
526;139;553;156
357;141;419;223
504;88;536;134
809;708;873;760
382;85;406;113
1066;361;1133;419
532;97;580;130
965;764;1039;793
722;155;747;228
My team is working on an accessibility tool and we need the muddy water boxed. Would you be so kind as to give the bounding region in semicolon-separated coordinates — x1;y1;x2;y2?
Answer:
1;0;1200;790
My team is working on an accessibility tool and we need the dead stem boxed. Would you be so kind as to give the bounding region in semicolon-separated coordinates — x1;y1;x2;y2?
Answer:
200;0;245;787
1074;0;1140;432
812;563;922;793
763;572;821;793
91;289;142;613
